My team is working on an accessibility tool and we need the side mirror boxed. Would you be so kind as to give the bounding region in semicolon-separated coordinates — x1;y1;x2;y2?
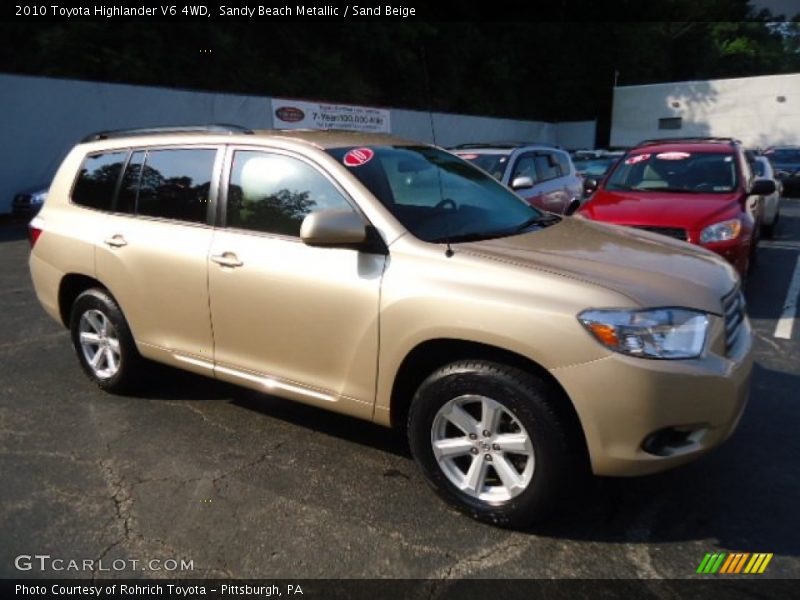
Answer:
565;198;581;216
749;179;776;196
511;176;534;190
582;178;598;197
300;210;367;247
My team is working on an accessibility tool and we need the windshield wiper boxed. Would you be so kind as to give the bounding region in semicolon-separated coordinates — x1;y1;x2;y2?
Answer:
510;213;561;233
428;214;560;244
429;231;507;244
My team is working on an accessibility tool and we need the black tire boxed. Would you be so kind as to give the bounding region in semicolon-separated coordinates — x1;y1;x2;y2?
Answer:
762;210;778;239
69;288;144;394
407;360;584;528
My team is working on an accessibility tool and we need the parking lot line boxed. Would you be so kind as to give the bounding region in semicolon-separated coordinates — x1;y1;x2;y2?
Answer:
774;256;800;340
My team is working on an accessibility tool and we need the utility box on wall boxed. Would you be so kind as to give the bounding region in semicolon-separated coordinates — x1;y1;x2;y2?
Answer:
610;72;800;149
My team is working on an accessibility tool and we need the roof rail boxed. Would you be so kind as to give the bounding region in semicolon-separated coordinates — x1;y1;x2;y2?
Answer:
81;124;253;143
638;137;740;146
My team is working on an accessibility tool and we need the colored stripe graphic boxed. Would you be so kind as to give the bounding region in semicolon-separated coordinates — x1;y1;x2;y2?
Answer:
697;553;727;573
720;553;748;573
700;552;773;575
697;554;712;574
744;553;774;574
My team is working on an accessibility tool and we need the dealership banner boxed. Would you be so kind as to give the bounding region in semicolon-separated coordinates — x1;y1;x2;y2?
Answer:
271;98;391;133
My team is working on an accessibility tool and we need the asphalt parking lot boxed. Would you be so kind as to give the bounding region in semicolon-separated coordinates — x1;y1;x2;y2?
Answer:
1;202;799;581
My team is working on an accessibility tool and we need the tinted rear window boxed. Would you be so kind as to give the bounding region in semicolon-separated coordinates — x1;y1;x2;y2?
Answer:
72;152;127;210
135;149;216;223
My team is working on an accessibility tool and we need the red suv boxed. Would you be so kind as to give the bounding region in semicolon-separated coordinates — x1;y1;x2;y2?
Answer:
578;138;775;275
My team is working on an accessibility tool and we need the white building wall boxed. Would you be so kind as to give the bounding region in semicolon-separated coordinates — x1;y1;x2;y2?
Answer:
0;73;595;213
555;120;596;150
611;72;800;148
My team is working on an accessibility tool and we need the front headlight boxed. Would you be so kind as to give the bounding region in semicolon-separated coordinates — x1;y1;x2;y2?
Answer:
578;308;709;359
700;219;741;244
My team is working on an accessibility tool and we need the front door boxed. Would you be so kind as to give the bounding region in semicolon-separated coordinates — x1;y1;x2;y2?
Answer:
207;148;384;419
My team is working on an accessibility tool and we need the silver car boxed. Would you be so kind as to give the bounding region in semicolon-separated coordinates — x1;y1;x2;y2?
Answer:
754;155;782;238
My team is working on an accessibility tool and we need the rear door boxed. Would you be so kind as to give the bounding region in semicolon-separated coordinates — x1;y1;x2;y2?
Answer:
95;146;221;369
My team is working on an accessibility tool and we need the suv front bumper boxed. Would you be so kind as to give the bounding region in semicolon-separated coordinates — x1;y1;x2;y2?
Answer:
551;316;753;477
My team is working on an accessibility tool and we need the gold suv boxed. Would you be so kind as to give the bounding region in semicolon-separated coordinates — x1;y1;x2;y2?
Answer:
29;126;753;527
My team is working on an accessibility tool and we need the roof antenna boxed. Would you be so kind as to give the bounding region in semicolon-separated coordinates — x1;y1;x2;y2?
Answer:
420;45;438;147
420;45;454;258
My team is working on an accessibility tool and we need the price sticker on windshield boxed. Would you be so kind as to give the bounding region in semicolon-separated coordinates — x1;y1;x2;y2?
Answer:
625;153;650;165
656;152;691;160
343;148;375;167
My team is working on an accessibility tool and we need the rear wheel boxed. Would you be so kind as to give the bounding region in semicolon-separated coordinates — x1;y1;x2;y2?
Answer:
407;360;583;527
69;288;144;394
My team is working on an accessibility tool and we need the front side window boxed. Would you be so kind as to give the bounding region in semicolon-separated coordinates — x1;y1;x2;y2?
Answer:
454;152;510;181
135;149;216;223
226;151;354;236
606;151;739;194
327;145;551;244
511;154;537;182
72;151;127;210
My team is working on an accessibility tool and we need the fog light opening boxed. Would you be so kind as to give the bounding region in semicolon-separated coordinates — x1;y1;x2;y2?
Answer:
642;426;706;456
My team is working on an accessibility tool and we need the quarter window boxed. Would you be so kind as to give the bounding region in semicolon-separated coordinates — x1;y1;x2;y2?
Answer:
72;152;126;210
226;151;353;236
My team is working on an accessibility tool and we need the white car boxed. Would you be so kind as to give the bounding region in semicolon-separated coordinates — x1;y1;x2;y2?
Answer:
754;156;782;238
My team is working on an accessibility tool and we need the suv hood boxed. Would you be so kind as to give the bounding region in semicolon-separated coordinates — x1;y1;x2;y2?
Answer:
460;217;736;315
580;190;740;228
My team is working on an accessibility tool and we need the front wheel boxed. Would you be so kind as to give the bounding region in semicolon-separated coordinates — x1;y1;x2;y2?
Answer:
407;360;583;527
69;288;144;394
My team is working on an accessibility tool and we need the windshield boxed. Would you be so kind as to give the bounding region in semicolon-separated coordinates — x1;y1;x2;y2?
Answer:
452;151;510;180
573;157;616;178
765;149;800;163
327;146;550;243
605;151;739;193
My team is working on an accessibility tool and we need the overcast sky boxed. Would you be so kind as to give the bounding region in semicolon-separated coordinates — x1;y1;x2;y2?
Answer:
752;0;800;17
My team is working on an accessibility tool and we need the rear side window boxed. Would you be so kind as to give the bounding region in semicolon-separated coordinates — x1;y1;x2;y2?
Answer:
135;149;216;223
72;152;127;210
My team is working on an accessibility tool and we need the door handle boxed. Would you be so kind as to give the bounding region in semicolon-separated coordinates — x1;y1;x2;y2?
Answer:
210;252;244;268
103;235;128;248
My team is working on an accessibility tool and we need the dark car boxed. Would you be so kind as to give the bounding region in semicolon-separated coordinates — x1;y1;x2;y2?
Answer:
764;147;800;196
451;143;583;214
572;152;624;194
578;137;775;276
12;185;49;217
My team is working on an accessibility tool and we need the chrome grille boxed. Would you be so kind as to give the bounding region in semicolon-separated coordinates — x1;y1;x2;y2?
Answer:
632;226;688;241
722;286;746;353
